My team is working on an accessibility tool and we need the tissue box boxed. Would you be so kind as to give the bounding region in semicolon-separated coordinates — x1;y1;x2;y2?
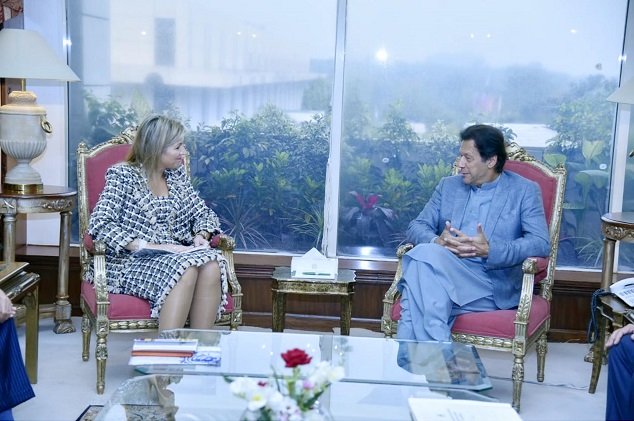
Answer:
290;248;338;279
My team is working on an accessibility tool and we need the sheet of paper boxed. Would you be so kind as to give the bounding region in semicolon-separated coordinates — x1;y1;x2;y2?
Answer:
408;398;522;421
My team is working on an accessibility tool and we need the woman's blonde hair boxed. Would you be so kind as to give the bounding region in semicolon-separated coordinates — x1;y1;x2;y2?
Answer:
127;114;185;175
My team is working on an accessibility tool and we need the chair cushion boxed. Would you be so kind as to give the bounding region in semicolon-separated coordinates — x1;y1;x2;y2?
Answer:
390;294;549;339
390;258;549;322
452;295;550;338
81;281;151;319
81;281;235;320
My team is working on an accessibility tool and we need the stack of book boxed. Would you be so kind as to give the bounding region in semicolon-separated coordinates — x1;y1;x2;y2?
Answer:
128;338;221;366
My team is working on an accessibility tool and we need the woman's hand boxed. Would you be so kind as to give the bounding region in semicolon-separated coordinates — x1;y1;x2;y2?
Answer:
193;234;210;248
0;289;16;323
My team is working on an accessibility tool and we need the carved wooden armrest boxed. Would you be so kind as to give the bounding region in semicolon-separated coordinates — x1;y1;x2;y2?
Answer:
212;234;242;299
92;240;110;303
384;243;414;305
513;257;538;331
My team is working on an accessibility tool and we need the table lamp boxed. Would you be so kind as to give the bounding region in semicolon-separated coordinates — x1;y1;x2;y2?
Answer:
0;28;79;193
607;77;634;158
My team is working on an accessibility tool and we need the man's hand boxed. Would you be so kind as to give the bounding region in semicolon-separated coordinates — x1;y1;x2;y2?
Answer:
436;221;454;247
606;324;634;349
441;223;489;258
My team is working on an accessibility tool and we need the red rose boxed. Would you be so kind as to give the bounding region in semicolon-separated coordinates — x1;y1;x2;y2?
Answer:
281;348;312;368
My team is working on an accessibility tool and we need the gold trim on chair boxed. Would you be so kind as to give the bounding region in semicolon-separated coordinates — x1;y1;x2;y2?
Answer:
380;142;567;412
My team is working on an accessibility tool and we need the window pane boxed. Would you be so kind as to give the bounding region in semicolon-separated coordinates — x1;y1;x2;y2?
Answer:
619;111;634;271
337;0;626;268
67;0;337;252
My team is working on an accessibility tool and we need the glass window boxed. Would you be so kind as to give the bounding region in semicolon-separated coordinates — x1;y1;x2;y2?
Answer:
67;0;337;253
155;18;175;66
67;0;628;270
336;0;627;268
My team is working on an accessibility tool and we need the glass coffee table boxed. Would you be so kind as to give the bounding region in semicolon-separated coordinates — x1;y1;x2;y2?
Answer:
134;329;491;391
98;330;495;420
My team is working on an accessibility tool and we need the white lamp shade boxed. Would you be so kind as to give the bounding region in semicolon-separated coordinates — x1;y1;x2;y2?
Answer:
0;28;79;81
607;77;634;105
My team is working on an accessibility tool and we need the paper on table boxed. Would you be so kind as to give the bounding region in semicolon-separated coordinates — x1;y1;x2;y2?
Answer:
290;247;338;279
408;397;522;421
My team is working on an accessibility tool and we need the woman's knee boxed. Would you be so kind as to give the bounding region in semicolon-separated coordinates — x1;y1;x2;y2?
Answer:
201;260;220;271
199;261;220;281
178;267;199;286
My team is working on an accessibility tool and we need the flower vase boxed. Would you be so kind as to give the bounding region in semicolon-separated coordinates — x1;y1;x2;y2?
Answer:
303;401;333;421
240;401;333;421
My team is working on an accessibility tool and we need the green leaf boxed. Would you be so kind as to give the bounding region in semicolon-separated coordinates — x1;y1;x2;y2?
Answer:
581;140;605;162
543;153;567;168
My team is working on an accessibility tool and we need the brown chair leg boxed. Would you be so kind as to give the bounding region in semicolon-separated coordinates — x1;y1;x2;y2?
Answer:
536;332;547;382
511;354;525;412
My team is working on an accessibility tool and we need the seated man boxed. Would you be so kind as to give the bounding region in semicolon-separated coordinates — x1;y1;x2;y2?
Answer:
0;289;35;421
397;124;550;341
605;323;634;420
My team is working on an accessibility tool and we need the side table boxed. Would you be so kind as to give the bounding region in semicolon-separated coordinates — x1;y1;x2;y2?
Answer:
271;267;356;335
0;261;40;383
587;212;634;393
0;185;77;334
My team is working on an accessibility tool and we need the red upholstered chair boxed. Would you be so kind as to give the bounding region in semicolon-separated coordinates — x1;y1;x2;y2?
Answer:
381;142;566;411
77;127;243;394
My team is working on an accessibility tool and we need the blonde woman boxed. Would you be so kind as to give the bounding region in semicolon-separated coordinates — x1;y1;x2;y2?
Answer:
89;114;227;331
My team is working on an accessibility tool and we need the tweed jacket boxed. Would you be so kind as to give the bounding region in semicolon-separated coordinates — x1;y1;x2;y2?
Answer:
88;163;221;292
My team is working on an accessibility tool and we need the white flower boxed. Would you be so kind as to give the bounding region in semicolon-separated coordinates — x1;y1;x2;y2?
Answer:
246;387;270;411
229;376;258;397
309;361;344;386
266;390;286;412
228;350;343;419
326;365;345;382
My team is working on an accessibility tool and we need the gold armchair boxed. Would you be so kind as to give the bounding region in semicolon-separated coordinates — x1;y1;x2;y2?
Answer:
381;142;566;411
77;127;243;394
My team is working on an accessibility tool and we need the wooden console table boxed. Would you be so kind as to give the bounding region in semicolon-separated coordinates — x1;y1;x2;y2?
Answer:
0;261;40;383
0;186;77;334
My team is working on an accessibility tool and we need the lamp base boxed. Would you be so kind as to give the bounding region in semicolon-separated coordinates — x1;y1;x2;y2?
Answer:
2;182;43;194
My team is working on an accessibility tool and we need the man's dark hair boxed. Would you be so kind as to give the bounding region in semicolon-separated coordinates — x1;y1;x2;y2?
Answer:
459;124;507;173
